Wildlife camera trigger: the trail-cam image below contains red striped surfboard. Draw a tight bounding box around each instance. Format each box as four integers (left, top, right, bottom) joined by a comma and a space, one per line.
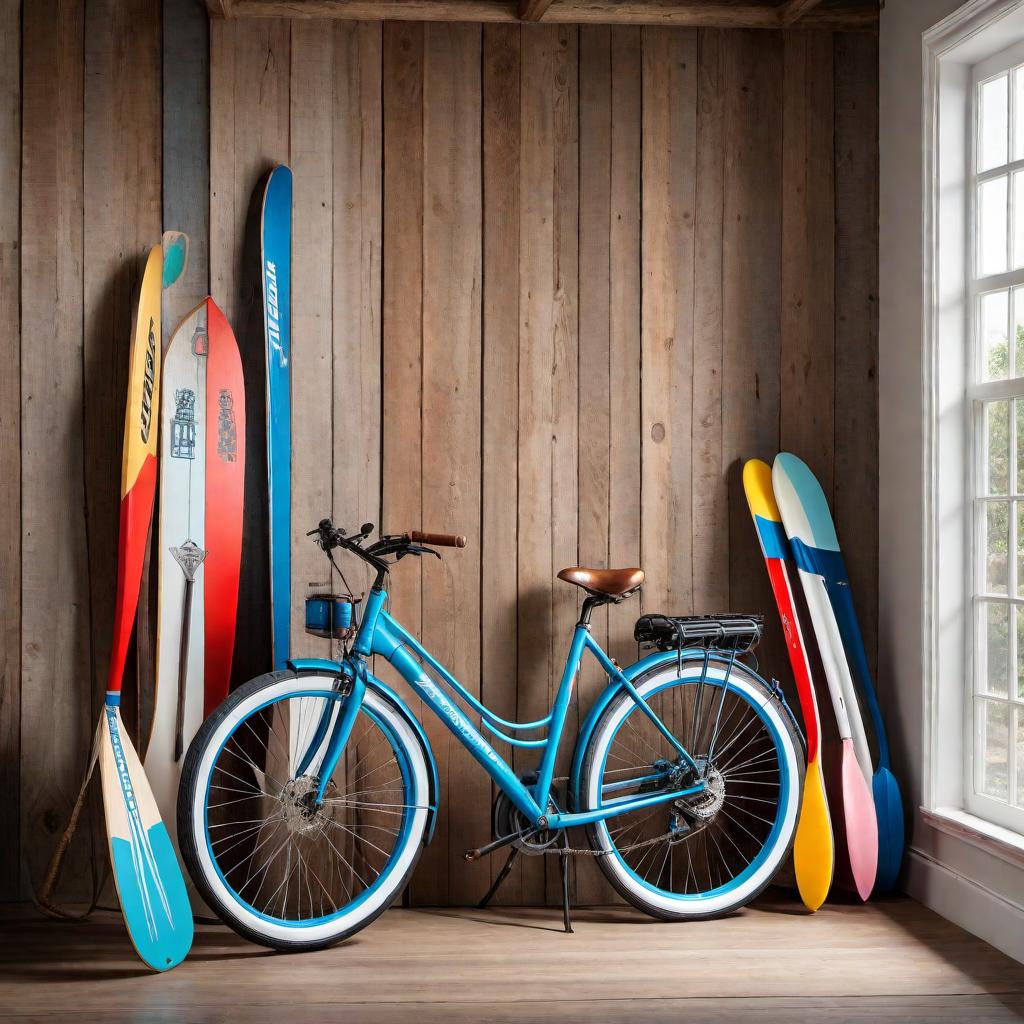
203, 299, 245, 715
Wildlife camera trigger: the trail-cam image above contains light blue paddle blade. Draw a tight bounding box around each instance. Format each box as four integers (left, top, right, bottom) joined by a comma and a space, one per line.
101, 704, 193, 971
873, 767, 905, 892
162, 231, 189, 289
262, 166, 292, 670
110, 823, 194, 970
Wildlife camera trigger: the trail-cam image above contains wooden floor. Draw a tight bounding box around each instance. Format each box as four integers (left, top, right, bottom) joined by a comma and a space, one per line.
1, 897, 1023, 1022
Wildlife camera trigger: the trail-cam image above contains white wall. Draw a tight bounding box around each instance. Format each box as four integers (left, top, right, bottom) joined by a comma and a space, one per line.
880, 0, 1024, 962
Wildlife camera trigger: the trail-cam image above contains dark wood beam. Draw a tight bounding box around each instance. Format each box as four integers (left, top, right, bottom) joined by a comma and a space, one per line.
221, 0, 879, 29
519, 0, 554, 19
778, 0, 823, 26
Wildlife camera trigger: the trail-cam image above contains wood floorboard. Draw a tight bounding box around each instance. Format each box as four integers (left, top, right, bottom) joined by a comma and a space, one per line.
0, 897, 1022, 1022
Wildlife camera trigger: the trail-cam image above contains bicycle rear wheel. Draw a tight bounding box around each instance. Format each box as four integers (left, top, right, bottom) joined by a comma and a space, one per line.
178, 671, 430, 950
579, 660, 802, 920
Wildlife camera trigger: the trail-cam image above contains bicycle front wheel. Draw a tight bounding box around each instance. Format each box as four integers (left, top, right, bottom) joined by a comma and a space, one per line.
580, 660, 803, 920
178, 670, 430, 951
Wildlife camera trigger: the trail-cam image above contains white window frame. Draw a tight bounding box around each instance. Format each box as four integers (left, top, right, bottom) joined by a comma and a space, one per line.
967, 41, 1024, 833
923, 0, 1024, 855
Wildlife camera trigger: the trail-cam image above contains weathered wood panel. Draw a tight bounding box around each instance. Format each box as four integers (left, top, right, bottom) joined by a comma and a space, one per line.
422, 23, 487, 903
380, 20, 434, 902
576, 24, 641, 907
0, 0, 20, 901
606, 27, 643, 669
20, 0, 89, 899
781, 30, 835, 494
641, 26, 697, 620
518, 23, 579, 906
84, 0, 162, 747
210, 16, 289, 690
722, 30, 784, 681
691, 28, 728, 613
11, 18, 879, 907
332, 21, 382, 587
290, 21, 335, 660
576, 24, 613, 909
481, 22, 522, 903
833, 32, 879, 681
164, 0, 211, 320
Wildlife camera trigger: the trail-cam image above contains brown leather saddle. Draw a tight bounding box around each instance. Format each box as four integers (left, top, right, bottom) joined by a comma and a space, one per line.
556, 565, 644, 599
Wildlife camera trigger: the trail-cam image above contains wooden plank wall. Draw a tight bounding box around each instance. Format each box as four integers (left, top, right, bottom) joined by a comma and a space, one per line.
3, 7, 879, 907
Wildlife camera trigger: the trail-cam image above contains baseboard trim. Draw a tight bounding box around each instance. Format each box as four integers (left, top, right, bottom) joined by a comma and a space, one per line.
905, 847, 1024, 965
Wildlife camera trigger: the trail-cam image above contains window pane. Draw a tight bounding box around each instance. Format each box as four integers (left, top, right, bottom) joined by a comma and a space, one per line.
981, 291, 1010, 381
1017, 710, 1024, 803
1015, 172, 1024, 269
1017, 606, 1024, 692
1018, 505, 1024, 596
977, 699, 1009, 800
980, 74, 1009, 171
986, 502, 1010, 593
979, 176, 1009, 276
1015, 288, 1024, 378
985, 399, 1010, 493
1016, 69, 1024, 160
981, 601, 1010, 695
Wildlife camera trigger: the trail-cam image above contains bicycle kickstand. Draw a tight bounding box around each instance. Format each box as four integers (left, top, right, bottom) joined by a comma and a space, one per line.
477, 847, 521, 910
558, 840, 574, 934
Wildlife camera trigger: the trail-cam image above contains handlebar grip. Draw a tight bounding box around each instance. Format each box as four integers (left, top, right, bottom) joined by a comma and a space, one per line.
409, 530, 467, 548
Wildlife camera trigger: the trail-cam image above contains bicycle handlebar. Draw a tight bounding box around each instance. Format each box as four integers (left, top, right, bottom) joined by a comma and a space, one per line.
408, 530, 467, 548
309, 519, 467, 581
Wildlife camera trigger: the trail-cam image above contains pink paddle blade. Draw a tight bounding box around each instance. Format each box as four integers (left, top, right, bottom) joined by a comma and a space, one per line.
841, 739, 878, 900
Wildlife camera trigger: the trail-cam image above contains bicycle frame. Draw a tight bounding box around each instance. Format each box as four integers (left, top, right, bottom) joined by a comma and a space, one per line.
308, 584, 708, 832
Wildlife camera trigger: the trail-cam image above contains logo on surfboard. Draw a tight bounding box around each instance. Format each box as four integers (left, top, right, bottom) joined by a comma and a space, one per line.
170, 389, 196, 460
140, 318, 157, 444
217, 389, 237, 462
264, 260, 287, 368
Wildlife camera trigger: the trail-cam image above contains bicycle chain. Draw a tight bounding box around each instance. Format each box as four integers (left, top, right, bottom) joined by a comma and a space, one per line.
537, 830, 678, 857
517, 776, 682, 857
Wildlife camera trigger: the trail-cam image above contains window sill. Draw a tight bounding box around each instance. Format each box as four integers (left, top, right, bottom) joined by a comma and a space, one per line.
920, 805, 1024, 869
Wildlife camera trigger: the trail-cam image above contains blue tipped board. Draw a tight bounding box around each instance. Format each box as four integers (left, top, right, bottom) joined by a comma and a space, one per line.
773, 452, 905, 891
261, 166, 292, 671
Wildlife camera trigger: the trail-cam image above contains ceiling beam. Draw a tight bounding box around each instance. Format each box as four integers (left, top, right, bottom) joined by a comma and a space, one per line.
777, 0, 824, 26
519, 0, 554, 19
219, 0, 879, 29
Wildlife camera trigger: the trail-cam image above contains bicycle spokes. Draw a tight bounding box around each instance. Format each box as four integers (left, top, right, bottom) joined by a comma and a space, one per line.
203, 693, 413, 923
599, 680, 783, 896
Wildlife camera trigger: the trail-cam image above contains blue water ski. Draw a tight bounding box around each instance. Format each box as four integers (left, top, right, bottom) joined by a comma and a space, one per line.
261, 165, 292, 671
773, 452, 905, 891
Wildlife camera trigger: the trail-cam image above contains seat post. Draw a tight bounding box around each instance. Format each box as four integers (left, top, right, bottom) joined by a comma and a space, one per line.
578, 594, 605, 628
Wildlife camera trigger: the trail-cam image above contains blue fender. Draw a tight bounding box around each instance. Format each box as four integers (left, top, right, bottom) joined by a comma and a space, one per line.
568, 648, 795, 811
287, 658, 440, 844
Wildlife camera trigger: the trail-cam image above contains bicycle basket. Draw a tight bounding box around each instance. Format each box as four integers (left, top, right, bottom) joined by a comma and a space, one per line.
305, 593, 361, 641
634, 613, 763, 654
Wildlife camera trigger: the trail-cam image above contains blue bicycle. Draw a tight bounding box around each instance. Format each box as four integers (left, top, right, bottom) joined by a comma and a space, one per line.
179, 519, 804, 950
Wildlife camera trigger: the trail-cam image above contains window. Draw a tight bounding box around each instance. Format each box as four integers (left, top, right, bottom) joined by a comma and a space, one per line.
970, 48, 1024, 834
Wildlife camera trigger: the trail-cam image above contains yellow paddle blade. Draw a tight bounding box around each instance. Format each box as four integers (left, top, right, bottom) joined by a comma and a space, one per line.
793, 758, 834, 911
